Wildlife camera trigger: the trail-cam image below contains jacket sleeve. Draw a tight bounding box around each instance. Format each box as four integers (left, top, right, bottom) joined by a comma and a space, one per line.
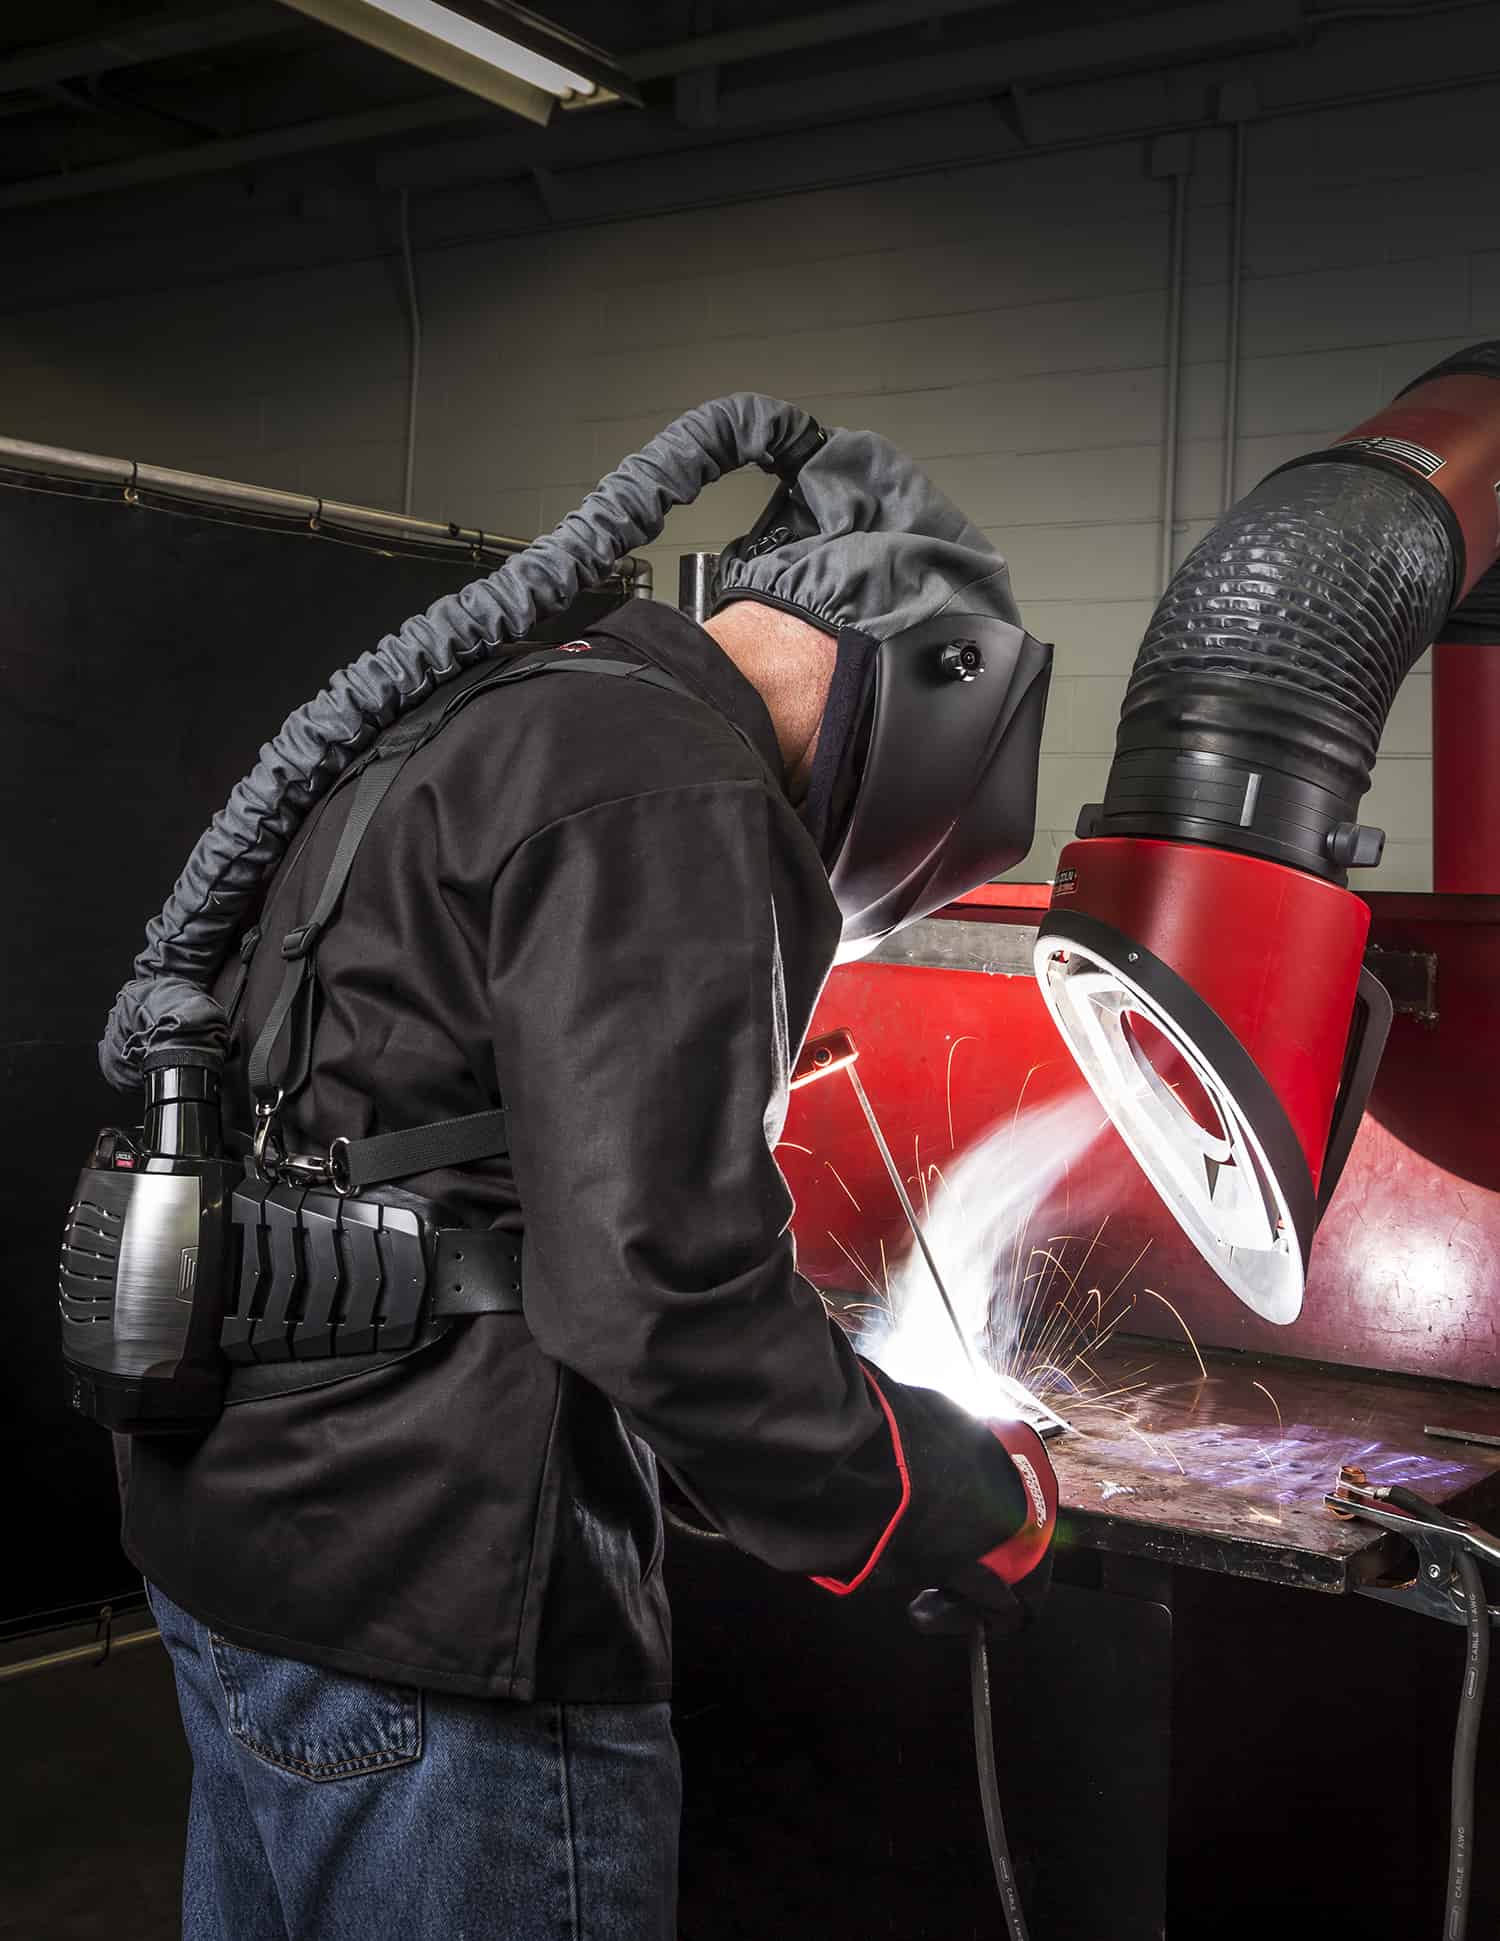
485, 774, 907, 1579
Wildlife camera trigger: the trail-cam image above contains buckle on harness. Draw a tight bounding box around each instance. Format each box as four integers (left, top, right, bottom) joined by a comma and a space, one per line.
328, 1136, 353, 1198
280, 920, 322, 960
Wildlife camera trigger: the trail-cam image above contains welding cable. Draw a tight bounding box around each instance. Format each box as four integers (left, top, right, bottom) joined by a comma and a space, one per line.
1381, 1485, 1492, 1941
1445, 1550, 1490, 1941
969, 1625, 1031, 1941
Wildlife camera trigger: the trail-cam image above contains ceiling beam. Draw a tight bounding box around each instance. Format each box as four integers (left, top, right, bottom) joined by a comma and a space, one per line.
0, 95, 489, 210
0, 7, 289, 98
623, 0, 1029, 82
0, 0, 1309, 212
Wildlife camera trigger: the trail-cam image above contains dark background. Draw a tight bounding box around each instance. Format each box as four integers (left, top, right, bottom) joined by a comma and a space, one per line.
0, 477, 618, 1634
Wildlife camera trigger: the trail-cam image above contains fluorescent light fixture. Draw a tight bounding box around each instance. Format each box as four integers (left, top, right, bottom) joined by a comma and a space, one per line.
277, 0, 638, 125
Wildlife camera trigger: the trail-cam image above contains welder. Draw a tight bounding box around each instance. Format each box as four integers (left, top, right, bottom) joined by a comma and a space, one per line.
99, 397, 1058, 1940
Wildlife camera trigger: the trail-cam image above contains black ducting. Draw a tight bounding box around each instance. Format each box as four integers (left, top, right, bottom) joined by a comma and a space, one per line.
1085, 458, 1456, 881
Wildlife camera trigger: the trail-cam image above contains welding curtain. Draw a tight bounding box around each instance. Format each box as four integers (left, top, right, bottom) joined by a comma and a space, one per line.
0, 473, 620, 1633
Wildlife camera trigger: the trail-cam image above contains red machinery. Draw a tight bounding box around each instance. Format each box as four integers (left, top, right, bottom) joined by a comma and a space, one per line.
784, 345, 1500, 1392
781, 877, 1499, 1389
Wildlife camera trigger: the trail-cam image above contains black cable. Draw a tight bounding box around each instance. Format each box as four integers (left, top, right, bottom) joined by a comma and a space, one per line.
969, 1625, 1031, 1941
1446, 1551, 1490, 1941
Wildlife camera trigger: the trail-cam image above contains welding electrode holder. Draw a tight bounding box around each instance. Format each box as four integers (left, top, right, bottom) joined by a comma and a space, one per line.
908, 1414, 1059, 1639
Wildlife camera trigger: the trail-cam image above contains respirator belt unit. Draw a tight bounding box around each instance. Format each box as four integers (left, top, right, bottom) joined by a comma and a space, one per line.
60, 650, 700, 1435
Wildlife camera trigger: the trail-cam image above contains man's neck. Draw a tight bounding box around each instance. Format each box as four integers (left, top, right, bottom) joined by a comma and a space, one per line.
702, 600, 838, 795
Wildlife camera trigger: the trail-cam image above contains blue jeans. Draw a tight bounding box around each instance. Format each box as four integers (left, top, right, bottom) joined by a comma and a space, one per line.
147, 1585, 681, 1940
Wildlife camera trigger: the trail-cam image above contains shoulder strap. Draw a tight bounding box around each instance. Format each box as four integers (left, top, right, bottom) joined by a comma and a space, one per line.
243, 644, 702, 1186
247, 754, 407, 1106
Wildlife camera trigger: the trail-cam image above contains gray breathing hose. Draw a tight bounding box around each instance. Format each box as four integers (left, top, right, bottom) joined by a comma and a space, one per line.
99, 394, 817, 1090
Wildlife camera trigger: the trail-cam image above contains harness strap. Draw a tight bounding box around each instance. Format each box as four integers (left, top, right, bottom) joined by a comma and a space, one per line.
332, 1107, 512, 1193
247, 754, 407, 1105
242, 645, 709, 1187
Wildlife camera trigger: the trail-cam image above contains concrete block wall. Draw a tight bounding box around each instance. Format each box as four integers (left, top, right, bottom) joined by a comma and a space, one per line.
5, 80, 1499, 886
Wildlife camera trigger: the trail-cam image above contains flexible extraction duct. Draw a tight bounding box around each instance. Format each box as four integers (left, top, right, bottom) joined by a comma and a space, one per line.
1035, 342, 1500, 1323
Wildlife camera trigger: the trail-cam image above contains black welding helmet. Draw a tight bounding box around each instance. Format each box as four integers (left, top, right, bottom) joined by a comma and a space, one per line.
715, 426, 1052, 955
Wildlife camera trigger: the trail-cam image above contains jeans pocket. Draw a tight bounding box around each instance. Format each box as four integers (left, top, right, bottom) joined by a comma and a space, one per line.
209, 1633, 423, 1782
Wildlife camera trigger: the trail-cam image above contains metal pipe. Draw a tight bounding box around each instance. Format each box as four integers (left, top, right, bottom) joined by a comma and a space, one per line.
1221, 116, 1248, 511
677, 551, 720, 623
397, 188, 422, 518
1159, 165, 1187, 592
0, 1627, 160, 1684
1431, 536, 1500, 892
0, 435, 531, 558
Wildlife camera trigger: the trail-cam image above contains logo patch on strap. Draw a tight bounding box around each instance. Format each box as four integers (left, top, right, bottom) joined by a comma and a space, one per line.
557, 641, 593, 654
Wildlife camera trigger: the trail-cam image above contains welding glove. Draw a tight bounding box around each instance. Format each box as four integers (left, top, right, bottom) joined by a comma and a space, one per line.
812, 1361, 1058, 1638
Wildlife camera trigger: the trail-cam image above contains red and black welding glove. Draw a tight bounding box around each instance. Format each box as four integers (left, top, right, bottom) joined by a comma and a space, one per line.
811, 1361, 1058, 1639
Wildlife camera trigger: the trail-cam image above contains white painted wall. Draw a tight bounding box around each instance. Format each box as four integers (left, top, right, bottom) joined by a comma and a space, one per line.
5, 76, 1498, 886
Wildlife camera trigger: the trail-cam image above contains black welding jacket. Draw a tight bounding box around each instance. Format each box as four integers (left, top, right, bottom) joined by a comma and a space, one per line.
125, 599, 925, 1699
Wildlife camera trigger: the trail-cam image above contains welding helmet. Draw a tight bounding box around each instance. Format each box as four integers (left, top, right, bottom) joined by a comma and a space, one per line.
716, 427, 1052, 956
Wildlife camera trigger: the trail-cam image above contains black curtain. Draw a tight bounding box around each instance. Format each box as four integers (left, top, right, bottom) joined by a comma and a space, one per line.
1, 476, 622, 1634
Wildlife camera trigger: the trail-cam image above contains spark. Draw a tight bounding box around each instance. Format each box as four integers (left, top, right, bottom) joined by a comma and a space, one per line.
826, 1230, 882, 1300
778, 1141, 812, 1155
1247, 1508, 1283, 1526
1009, 1060, 1051, 1141
1119, 1421, 1186, 1475
945, 1035, 977, 1151
1141, 1287, 1208, 1381
824, 1162, 862, 1211
1107, 1238, 1152, 1303
1251, 1380, 1283, 1441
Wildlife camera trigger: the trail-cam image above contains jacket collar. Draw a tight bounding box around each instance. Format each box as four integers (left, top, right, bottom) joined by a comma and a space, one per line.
581, 599, 787, 790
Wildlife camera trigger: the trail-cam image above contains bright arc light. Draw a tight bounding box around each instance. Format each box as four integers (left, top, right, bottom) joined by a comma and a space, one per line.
352, 0, 597, 94
858, 1091, 1102, 1427
1034, 936, 1305, 1325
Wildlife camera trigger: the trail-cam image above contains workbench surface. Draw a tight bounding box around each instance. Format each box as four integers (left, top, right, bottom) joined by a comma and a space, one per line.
1051, 1339, 1500, 1591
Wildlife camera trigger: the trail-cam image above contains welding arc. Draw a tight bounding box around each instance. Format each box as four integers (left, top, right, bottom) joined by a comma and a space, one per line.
970, 1626, 1032, 1941
843, 1064, 981, 1377
1446, 1549, 1490, 1941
